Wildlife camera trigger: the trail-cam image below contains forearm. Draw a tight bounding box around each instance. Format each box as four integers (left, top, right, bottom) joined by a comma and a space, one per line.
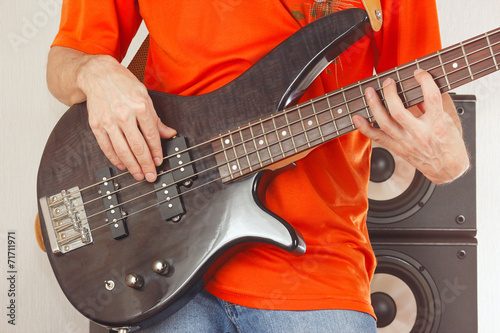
46, 46, 119, 106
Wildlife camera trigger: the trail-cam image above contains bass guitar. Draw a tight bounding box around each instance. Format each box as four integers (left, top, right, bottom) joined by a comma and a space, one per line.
36, 8, 500, 331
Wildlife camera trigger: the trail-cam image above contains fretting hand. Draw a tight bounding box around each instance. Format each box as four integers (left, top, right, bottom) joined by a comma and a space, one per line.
353, 69, 470, 184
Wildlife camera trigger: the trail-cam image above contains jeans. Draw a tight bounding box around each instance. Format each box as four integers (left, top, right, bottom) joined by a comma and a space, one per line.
142, 290, 377, 333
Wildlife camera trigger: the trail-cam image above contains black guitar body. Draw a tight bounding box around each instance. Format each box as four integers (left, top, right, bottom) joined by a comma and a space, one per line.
37, 9, 370, 330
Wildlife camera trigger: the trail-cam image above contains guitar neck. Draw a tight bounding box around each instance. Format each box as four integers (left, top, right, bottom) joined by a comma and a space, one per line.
214, 27, 500, 182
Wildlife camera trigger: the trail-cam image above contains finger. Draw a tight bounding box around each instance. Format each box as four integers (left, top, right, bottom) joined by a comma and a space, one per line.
92, 128, 126, 171
381, 78, 416, 129
121, 125, 158, 182
138, 98, 176, 166
158, 119, 177, 139
364, 86, 405, 140
414, 69, 443, 115
107, 128, 146, 181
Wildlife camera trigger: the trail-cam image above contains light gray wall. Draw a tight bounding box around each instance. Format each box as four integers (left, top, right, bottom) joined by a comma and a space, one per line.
0, 1, 498, 332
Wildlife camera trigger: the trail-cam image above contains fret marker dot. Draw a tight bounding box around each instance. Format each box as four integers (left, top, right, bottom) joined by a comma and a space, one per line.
307, 120, 313, 126
452, 62, 458, 69
337, 108, 343, 114
259, 140, 264, 145
232, 165, 238, 170
281, 130, 287, 136
224, 139, 230, 144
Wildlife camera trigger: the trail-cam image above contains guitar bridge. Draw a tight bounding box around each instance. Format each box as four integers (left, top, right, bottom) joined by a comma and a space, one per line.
39, 187, 92, 254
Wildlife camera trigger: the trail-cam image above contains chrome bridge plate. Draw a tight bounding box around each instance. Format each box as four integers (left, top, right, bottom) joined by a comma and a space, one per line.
39, 187, 92, 254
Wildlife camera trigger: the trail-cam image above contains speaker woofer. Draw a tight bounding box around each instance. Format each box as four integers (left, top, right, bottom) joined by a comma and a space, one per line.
367, 143, 435, 224
371, 250, 441, 333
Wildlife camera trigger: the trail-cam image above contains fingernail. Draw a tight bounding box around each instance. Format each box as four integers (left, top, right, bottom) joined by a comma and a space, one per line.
154, 157, 162, 166
414, 68, 425, 75
353, 117, 361, 128
383, 78, 392, 87
145, 173, 156, 182
117, 164, 126, 170
365, 88, 373, 99
133, 173, 144, 181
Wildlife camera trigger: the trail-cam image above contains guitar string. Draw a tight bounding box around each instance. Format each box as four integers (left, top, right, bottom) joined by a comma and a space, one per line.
74, 30, 500, 207
51, 31, 500, 239
54, 34, 500, 235
59, 54, 500, 245
61, 27, 500, 200
57, 33, 495, 214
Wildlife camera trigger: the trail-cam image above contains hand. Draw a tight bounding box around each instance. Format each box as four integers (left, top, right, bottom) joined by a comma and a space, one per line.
78, 55, 177, 182
353, 69, 470, 184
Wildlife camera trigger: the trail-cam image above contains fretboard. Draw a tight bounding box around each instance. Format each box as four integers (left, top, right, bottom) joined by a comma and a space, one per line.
213, 27, 500, 183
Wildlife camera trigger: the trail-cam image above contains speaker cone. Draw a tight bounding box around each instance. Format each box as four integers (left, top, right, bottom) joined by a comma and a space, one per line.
371, 250, 441, 333
368, 143, 435, 224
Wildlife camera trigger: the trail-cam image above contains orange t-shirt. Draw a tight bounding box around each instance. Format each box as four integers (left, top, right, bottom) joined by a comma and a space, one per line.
52, 0, 441, 317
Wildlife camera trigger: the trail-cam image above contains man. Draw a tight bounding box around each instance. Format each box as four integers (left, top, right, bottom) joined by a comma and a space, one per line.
46, 1, 469, 331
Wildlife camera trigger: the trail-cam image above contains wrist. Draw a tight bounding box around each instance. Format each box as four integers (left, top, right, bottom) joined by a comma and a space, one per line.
75, 54, 117, 100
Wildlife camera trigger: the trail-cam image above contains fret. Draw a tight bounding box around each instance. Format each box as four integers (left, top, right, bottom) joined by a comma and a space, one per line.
251, 121, 272, 165
486, 33, 499, 70
360, 77, 381, 122
297, 106, 312, 148
249, 124, 264, 168
437, 51, 452, 91
419, 53, 447, 94
342, 85, 366, 129
490, 30, 500, 68
286, 106, 307, 149
397, 62, 423, 107
437, 46, 469, 91
460, 42, 475, 81
229, 131, 244, 177
313, 97, 334, 140
329, 91, 352, 135
340, 89, 355, 130
241, 124, 261, 170
374, 74, 389, 109
219, 135, 235, 180
311, 102, 325, 143
463, 34, 498, 81
283, 111, 299, 153
272, 115, 286, 159
238, 127, 253, 173
300, 103, 322, 145
357, 83, 371, 121
379, 69, 412, 110
394, 67, 409, 106
263, 117, 283, 161
325, 94, 340, 137
260, 120, 274, 163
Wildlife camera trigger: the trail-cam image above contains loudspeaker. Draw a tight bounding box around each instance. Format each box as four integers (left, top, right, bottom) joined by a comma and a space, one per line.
366, 94, 476, 237
367, 94, 478, 332
370, 239, 477, 333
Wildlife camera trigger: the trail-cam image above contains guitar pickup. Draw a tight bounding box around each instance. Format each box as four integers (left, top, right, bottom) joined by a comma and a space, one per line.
154, 172, 185, 222
96, 167, 129, 239
165, 136, 196, 186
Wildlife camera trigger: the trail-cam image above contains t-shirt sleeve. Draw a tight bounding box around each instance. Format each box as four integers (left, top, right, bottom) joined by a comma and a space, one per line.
375, 0, 442, 72
51, 0, 142, 62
